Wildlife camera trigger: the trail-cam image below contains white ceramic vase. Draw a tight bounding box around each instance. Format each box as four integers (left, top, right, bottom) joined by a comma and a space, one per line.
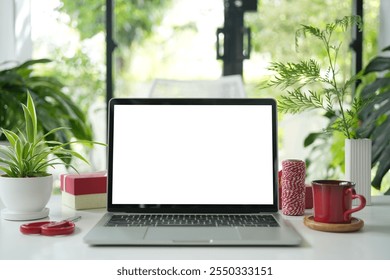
345, 139, 372, 206
0, 175, 53, 220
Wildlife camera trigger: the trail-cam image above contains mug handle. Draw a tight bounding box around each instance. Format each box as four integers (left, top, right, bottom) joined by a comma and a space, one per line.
344, 188, 366, 222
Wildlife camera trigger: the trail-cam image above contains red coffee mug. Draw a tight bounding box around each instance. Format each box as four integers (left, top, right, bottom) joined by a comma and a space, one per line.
312, 180, 366, 224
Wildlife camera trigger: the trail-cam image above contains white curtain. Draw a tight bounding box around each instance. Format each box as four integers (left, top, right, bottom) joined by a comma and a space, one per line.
0, 0, 32, 69
379, 0, 390, 54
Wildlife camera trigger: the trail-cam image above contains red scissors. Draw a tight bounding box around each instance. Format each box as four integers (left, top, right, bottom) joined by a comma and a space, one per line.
20, 216, 81, 236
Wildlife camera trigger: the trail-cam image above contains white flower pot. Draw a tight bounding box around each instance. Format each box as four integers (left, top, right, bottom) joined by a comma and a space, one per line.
0, 175, 53, 220
345, 139, 372, 206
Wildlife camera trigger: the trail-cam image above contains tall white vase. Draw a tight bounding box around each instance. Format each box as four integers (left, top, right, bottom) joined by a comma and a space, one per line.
345, 139, 372, 206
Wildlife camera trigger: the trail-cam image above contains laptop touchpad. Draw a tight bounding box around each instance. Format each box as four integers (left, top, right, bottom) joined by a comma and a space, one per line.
144, 227, 241, 243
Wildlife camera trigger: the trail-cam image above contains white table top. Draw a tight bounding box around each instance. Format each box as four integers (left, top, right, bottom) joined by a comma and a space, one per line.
1, 195, 389, 260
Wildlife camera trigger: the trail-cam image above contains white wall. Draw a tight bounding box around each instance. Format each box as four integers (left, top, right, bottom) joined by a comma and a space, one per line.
0, 0, 32, 70
0, 0, 15, 67
379, 0, 390, 54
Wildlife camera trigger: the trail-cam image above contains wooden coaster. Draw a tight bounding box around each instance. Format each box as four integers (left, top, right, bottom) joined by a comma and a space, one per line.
303, 215, 364, 233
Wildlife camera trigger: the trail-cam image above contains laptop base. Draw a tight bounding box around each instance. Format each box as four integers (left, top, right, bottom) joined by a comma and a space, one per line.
84, 213, 301, 246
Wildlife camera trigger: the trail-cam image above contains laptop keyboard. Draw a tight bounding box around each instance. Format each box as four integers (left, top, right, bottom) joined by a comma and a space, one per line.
105, 214, 279, 227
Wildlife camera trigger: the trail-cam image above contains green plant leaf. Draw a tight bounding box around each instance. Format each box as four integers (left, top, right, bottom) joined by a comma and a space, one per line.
361, 78, 390, 99
358, 65, 390, 190
0, 166, 13, 177
1, 129, 19, 148
277, 89, 325, 113
268, 59, 321, 89
26, 92, 37, 141
22, 105, 35, 143
371, 116, 390, 162
0, 72, 23, 84
38, 127, 70, 143
0, 157, 15, 167
14, 59, 52, 71
303, 132, 323, 147
14, 139, 24, 176
363, 57, 390, 74
372, 141, 390, 189
334, 15, 362, 31
0, 145, 18, 164
359, 90, 390, 138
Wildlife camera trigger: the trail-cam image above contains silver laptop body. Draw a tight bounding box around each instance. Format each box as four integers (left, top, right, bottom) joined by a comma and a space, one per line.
84, 98, 301, 246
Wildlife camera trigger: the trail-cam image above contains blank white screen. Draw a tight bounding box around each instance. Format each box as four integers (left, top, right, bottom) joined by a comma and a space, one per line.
112, 105, 274, 205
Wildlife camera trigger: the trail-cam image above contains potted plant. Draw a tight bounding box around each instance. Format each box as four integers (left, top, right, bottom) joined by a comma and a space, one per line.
267, 16, 372, 203
0, 93, 95, 220
358, 46, 390, 194
0, 59, 93, 151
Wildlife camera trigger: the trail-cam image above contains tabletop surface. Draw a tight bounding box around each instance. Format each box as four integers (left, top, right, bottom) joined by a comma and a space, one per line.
1, 195, 389, 260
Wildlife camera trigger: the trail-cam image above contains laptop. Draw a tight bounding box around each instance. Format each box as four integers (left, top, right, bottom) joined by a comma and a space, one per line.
84, 98, 302, 246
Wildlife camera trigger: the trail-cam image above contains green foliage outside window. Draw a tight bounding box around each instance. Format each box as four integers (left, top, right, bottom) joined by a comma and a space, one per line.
36, 0, 174, 110
31, 0, 385, 190
58, 0, 172, 47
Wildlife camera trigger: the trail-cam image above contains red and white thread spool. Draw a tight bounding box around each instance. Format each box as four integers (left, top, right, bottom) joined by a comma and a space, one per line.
281, 159, 306, 216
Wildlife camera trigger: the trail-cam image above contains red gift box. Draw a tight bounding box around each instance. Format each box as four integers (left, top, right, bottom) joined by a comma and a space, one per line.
60, 171, 107, 210
278, 171, 313, 210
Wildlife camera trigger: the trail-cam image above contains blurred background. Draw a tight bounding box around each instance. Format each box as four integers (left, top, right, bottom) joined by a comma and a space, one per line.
1, 0, 388, 194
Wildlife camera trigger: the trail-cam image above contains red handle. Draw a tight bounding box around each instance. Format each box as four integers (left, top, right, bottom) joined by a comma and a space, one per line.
344, 188, 366, 222
20, 221, 75, 236
41, 221, 75, 236
20, 221, 52, 234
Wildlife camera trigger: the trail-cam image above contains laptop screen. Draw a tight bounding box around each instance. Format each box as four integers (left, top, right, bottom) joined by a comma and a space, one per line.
107, 99, 278, 213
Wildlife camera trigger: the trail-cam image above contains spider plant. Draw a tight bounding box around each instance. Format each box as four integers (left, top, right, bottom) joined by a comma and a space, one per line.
0, 93, 93, 177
